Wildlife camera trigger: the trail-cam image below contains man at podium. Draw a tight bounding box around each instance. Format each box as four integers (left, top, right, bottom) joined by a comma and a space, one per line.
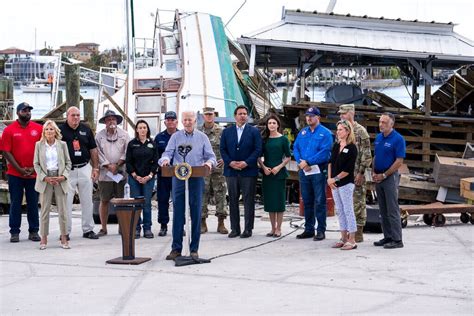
159, 111, 217, 260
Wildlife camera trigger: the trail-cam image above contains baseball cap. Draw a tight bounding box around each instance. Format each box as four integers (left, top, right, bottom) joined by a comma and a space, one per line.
305, 106, 321, 116
16, 102, 33, 112
164, 111, 177, 119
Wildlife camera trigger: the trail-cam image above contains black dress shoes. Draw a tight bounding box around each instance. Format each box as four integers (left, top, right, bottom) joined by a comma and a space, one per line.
228, 231, 240, 238
296, 231, 315, 239
28, 232, 41, 242
240, 230, 252, 238
313, 231, 325, 241
158, 225, 167, 237
373, 237, 392, 247
383, 240, 404, 249
83, 231, 99, 239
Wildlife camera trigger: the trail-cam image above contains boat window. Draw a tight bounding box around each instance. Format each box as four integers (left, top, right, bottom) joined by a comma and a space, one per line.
136, 94, 166, 114
161, 36, 177, 55
164, 60, 177, 72
136, 79, 162, 90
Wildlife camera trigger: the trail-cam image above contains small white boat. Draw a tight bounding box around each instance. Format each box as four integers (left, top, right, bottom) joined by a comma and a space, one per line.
21, 83, 51, 93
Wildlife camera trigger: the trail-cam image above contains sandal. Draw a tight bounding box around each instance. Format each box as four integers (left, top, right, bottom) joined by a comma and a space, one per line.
266, 232, 275, 237
273, 230, 282, 238
331, 240, 346, 248
97, 229, 108, 237
61, 242, 71, 249
39, 244, 47, 250
341, 242, 357, 250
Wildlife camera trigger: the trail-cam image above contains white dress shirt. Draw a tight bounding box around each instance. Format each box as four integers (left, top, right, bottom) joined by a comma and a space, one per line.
45, 141, 59, 170
236, 124, 246, 143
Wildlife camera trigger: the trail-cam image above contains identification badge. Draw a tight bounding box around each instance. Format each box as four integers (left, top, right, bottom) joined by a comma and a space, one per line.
342, 148, 349, 153
73, 140, 81, 151
74, 151, 82, 157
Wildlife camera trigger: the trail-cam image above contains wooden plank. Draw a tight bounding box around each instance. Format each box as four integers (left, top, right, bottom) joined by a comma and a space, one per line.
433, 155, 474, 188
400, 202, 474, 215
367, 134, 467, 145
405, 149, 461, 158
399, 188, 438, 203
460, 177, 474, 200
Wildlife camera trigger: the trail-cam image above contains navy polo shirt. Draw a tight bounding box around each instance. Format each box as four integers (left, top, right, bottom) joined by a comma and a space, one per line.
374, 129, 406, 173
154, 130, 177, 176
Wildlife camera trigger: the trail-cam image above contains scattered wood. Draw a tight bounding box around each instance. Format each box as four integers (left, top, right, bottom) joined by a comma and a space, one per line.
432, 155, 474, 188
460, 177, 474, 200
400, 202, 474, 215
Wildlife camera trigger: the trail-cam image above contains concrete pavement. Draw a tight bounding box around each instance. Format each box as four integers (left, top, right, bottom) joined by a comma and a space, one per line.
0, 206, 472, 315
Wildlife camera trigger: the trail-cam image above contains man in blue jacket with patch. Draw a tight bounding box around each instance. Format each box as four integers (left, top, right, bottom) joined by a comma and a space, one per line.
293, 107, 333, 241
220, 105, 262, 238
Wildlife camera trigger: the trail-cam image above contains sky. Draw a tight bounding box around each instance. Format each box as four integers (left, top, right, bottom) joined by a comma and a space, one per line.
1, 0, 473, 52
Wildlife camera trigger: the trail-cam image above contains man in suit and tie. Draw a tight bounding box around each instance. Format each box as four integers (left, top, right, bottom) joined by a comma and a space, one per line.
220, 105, 262, 238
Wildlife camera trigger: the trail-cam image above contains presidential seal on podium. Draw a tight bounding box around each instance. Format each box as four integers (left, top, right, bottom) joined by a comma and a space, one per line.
174, 162, 192, 180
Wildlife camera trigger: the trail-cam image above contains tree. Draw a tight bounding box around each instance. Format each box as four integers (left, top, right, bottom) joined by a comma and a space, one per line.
39, 47, 54, 56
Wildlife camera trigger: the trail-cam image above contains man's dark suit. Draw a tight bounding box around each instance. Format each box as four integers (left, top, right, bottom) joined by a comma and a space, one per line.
220, 124, 262, 235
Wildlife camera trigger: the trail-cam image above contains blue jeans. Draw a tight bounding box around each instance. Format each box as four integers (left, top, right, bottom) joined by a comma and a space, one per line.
299, 170, 327, 233
8, 175, 39, 234
156, 175, 172, 225
128, 175, 155, 231
171, 177, 204, 253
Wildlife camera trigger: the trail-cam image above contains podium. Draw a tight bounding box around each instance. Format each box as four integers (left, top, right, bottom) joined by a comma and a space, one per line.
161, 165, 211, 266
106, 198, 151, 265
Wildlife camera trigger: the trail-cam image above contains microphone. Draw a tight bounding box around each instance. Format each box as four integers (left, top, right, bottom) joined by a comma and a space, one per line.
178, 144, 193, 162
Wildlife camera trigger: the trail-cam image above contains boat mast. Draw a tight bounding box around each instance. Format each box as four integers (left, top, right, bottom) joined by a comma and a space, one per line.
124, 0, 135, 130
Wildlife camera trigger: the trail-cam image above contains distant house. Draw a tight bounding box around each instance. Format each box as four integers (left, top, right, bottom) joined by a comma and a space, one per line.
0, 47, 33, 60
76, 43, 100, 52
56, 43, 100, 61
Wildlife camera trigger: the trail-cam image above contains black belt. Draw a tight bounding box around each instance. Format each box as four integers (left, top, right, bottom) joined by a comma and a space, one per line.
72, 162, 88, 170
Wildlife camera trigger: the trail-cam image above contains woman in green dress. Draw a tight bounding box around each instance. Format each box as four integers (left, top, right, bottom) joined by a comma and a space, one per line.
258, 115, 291, 237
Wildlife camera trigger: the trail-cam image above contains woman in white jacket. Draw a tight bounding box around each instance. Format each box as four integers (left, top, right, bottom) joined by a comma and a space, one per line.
34, 120, 71, 250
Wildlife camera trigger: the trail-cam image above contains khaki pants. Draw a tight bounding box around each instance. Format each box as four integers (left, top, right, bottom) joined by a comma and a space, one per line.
66, 164, 94, 234
40, 183, 68, 236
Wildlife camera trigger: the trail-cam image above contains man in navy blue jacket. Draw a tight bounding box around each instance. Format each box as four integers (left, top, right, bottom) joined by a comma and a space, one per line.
220, 105, 262, 238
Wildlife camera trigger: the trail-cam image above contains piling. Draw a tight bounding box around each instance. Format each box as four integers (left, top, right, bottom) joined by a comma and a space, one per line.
65, 64, 80, 109
83, 99, 95, 131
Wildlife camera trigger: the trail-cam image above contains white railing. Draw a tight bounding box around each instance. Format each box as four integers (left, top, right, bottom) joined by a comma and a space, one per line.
133, 37, 160, 69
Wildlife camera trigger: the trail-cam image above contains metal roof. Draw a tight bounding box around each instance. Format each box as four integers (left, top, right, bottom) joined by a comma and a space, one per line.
238, 10, 474, 67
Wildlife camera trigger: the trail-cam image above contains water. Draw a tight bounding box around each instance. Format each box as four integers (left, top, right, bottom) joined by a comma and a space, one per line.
13, 86, 100, 119
280, 84, 441, 108
13, 84, 440, 120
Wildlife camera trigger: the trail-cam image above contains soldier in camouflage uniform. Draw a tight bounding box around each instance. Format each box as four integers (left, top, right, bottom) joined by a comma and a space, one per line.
198, 107, 229, 234
339, 104, 372, 242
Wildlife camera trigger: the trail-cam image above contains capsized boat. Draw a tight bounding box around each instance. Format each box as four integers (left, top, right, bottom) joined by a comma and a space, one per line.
97, 9, 275, 135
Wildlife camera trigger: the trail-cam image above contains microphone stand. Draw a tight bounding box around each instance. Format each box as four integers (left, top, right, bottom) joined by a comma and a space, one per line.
174, 145, 210, 266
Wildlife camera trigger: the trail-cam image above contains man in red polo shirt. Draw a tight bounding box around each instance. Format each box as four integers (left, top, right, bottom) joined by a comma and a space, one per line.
2, 102, 43, 243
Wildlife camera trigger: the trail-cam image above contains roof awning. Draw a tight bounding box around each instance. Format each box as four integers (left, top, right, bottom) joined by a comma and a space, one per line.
237, 10, 474, 69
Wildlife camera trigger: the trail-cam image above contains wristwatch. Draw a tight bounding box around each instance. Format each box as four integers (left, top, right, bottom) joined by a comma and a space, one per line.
334, 176, 340, 182
382, 173, 387, 179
